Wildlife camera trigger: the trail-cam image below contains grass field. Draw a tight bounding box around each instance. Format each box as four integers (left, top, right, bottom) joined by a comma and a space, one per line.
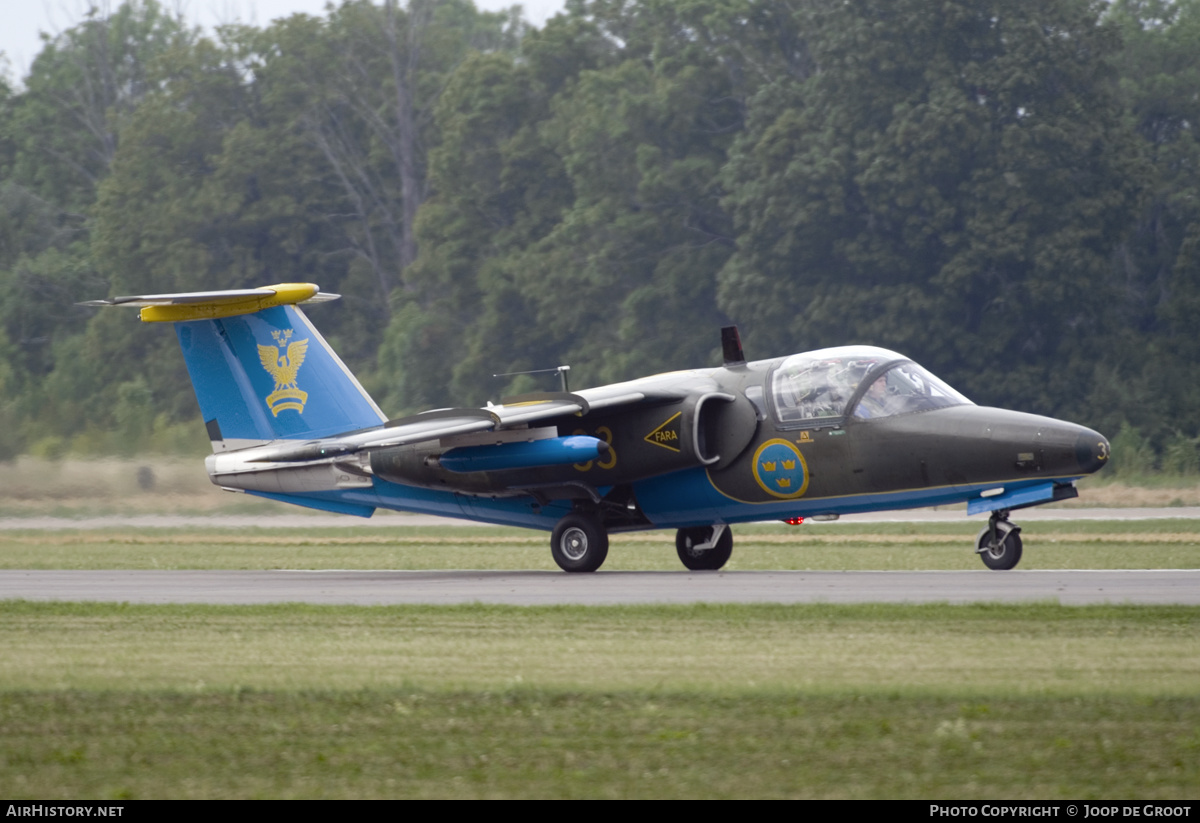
1, 497, 1198, 797
1, 601, 1198, 799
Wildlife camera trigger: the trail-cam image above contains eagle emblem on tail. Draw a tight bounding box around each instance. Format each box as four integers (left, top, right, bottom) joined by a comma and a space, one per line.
258, 329, 309, 416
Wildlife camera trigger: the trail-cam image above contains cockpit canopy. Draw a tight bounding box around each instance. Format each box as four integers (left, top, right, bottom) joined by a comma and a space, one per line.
769, 346, 972, 426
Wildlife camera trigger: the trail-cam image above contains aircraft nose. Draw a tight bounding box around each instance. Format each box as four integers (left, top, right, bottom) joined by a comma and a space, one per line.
1074, 428, 1111, 474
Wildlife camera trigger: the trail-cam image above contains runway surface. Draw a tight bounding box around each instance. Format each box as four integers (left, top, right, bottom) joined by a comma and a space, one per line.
2, 569, 1197, 605
4, 508, 1196, 605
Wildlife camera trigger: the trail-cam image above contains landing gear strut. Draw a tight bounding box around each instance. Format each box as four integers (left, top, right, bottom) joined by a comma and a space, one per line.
550, 512, 609, 573
976, 511, 1023, 571
676, 524, 733, 571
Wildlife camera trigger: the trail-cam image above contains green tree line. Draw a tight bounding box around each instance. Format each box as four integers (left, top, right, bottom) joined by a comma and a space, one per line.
0, 0, 1198, 472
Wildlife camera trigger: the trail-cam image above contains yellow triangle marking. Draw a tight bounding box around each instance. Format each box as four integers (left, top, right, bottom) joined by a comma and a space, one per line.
644, 412, 682, 452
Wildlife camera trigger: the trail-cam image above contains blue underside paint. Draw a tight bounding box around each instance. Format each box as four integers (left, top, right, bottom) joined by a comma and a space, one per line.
245, 490, 376, 518
631, 467, 1081, 528
243, 467, 1080, 532
966, 481, 1059, 516
250, 477, 572, 531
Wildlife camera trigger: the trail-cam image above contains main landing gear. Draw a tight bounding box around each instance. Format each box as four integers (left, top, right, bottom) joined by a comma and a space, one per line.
550, 513, 609, 573
548, 514, 734, 572
976, 510, 1023, 571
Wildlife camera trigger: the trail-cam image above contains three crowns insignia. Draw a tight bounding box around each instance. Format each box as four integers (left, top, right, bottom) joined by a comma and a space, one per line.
257, 329, 310, 416
761, 461, 796, 472
754, 440, 806, 498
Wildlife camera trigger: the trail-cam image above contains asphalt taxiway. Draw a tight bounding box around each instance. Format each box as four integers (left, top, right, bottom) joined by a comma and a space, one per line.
2, 508, 1196, 605
2, 568, 1197, 605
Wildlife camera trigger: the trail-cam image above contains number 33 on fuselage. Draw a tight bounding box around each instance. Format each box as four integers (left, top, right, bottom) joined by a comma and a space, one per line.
83, 284, 1110, 573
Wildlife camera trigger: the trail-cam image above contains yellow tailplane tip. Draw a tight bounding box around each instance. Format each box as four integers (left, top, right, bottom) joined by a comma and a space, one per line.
138, 283, 322, 323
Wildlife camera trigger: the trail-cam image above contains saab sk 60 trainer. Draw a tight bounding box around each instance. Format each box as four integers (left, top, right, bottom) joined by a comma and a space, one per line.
84, 283, 1110, 572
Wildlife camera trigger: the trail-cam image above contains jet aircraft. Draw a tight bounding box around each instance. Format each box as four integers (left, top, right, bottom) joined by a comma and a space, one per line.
84, 283, 1111, 572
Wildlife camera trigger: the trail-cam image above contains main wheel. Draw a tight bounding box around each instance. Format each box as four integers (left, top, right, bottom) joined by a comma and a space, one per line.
976, 520, 1023, 570
551, 513, 609, 573
676, 525, 733, 571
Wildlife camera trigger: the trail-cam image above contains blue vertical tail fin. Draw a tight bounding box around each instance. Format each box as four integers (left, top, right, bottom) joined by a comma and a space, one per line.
84, 284, 386, 451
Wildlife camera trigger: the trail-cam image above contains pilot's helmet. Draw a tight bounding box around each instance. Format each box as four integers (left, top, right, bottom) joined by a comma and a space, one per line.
778, 364, 806, 406
839, 359, 878, 389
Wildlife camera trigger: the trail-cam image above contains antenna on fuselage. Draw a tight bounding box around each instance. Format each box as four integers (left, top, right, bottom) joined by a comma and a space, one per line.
721, 326, 746, 367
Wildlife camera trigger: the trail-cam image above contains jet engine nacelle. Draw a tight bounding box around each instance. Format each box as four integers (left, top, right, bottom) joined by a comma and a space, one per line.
675, 390, 761, 471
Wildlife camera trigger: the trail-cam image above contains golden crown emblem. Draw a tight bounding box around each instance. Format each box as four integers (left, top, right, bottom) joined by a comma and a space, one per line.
258, 328, 309, 416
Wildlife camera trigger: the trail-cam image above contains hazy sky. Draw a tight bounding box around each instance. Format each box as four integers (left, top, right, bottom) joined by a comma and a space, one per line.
0, 0, 567, 80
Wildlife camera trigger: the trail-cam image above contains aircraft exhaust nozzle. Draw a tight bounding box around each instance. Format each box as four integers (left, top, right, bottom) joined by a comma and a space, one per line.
439, 436, 608, 473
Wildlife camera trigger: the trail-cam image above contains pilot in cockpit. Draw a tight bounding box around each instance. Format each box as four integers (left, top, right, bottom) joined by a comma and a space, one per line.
855, 375, 901, 419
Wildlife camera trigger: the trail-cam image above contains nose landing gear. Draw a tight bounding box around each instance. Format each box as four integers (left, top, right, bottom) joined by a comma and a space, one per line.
976, 511, 1023, 570
675, 524, 733, 571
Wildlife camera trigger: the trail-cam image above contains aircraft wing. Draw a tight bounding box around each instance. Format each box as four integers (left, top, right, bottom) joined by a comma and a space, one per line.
243, 371, 706, 464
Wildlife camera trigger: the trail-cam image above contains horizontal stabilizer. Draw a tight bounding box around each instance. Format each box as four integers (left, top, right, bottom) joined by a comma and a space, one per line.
80, 282, 339, 323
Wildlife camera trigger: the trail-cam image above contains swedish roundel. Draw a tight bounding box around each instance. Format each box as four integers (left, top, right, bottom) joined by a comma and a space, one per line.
752, 439, 809, 499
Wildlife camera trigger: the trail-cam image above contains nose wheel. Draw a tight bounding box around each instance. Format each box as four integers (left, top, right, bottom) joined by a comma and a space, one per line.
676, 524, 733, 571
976, 513, 1023, 570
